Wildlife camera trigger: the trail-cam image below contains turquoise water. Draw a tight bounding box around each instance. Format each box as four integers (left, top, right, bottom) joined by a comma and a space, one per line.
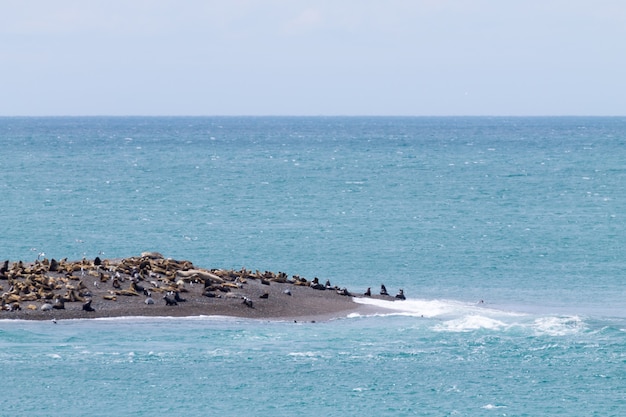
1, 117, 625, 415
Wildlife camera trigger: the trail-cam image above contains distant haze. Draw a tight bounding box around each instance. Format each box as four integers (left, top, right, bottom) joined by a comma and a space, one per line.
1, 0, 625, 116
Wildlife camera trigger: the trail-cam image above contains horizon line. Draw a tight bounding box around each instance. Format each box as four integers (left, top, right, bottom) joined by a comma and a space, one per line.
1, 114, 625, 118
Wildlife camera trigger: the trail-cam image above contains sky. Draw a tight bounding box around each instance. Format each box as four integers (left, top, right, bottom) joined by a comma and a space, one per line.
1, 0, 625, 116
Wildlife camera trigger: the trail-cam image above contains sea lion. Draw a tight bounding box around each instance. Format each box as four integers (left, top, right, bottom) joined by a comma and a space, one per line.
163, 294, 178, 306
4, 293, 21, 303
20, 293, 38, 302
364, 287, 371, 296
174, 292, 186, 302
130, 281, 144, 293
259, 293, 269, 299
141, 251, 164, 259
176, 269, 224, 283
0, 260, 8, 275
336, 287, 351, 296
310, 282, 325, 290
48, 258, 59, 272
82, 299, 95, 312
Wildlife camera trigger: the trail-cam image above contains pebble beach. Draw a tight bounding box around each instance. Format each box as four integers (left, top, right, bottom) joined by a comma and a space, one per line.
1, 252, 389, 321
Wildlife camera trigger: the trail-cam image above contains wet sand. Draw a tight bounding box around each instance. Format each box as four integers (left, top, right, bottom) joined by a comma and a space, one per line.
0, 254, 393, 322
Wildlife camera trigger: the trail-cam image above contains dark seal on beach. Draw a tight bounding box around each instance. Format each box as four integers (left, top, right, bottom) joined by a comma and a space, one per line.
82, 299, 95, 312
163, 295, 178, 306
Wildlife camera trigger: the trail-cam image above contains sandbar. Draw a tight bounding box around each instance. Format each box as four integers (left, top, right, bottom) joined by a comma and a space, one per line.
0, 253, 395, 322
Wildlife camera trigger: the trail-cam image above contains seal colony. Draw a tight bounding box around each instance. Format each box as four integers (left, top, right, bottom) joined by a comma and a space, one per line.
0, 252, 402, 321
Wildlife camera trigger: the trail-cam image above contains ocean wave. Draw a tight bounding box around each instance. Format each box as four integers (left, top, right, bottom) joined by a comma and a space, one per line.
482, 404, 507, 410
352, 296, 520, 319
433, 316, 508, 332
352, 297, 590, 335
532, 316, 587, 336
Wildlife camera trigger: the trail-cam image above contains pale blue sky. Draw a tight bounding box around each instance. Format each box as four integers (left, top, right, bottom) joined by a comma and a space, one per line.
1, 0, 625, 116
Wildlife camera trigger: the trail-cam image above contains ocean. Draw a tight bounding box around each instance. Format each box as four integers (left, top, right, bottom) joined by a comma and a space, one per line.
1, 116, 625, 415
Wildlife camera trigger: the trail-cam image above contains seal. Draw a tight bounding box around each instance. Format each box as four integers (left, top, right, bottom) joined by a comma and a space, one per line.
336, 287, 350, 296
163, 294, 178, 306
177, 269, 224, 283
48, 258, 59, 272
82, 299, 95, 312
130, 280, 144, 293
141, 251, 164, 259
52, 298, 65, 310
310, 278, 325, 290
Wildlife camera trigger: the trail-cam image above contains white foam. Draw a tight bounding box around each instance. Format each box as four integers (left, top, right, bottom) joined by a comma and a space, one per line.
353, 297, 591, 335
482, 404, 507, 410
434, 316, 508, 332
353, 297, 518, 319
288, 351, 322, 360
532, 316, 586, 336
